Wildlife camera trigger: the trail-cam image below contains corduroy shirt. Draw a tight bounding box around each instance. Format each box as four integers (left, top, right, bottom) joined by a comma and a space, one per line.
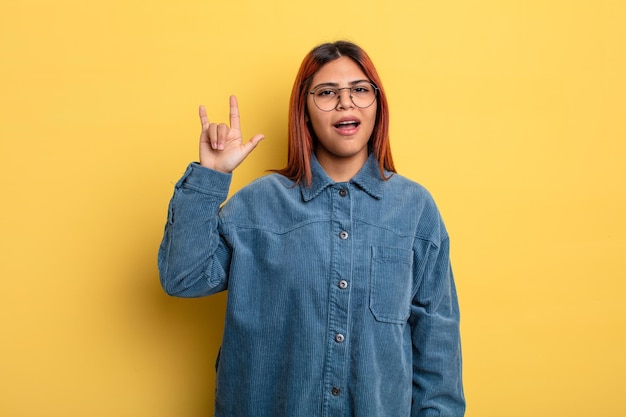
158, 154, 465, 417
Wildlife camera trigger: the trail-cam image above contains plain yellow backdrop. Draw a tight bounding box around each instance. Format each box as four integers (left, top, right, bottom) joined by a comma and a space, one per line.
1, 0, 625, 416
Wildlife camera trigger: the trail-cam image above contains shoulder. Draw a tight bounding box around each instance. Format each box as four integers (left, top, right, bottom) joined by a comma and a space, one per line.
385, 172, 437, 207
229, 173, 295, 202
219, 173, 299, 222
384, 173, 448, 242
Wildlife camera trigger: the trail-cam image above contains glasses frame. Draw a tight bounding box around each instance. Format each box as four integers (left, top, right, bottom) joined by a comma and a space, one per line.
308, 82, 379, 112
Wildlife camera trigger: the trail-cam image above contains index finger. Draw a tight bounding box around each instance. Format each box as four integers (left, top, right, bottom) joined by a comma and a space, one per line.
199, 105, 209, 128
229, 95, 241, 131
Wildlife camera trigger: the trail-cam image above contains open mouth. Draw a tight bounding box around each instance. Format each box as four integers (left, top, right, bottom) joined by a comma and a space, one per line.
334, 119, 361, 130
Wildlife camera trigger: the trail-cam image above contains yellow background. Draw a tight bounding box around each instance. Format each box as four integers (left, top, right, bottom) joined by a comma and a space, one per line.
1, 0, 625, 416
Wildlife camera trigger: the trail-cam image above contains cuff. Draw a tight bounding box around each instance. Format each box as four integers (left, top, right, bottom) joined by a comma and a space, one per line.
175, 162, 232, 201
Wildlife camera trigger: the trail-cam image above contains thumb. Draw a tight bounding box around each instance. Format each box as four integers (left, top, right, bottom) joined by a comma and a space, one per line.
241, 133, 265, 155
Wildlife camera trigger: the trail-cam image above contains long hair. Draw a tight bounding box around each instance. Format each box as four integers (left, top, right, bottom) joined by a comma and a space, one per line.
274, 40, 395, 186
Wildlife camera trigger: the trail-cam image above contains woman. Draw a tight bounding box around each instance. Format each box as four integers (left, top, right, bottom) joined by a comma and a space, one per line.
158, 40, 465, 417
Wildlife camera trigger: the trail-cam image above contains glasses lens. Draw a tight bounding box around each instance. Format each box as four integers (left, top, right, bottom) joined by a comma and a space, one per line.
311, 83, 377, 111
312, 87, 340, 111
350, 83, 377, 109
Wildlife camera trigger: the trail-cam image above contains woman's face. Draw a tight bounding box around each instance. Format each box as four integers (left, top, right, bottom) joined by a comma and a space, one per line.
306, 56, 377, 176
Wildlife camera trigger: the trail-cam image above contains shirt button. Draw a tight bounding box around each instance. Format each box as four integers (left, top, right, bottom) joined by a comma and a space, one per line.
339, 188, 348, 197
339, 231, 349, 240
338, 280, 348, 289
335, 333, 345, 343
331, 387, 341, 396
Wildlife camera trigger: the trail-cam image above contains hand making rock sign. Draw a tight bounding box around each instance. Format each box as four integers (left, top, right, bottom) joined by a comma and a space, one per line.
198, 95, 264, 173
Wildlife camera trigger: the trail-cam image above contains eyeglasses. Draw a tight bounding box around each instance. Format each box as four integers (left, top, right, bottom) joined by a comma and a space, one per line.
309, 82, 378, 112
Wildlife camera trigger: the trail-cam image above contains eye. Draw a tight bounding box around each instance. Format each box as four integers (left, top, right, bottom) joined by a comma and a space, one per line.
352, 84, 372, 95
316, 88, 337, 97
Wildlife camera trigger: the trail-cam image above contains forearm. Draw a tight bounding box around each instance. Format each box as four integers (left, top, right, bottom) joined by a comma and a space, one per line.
158, 163, 232, 297
411, 307, 464, 416
411, 237, 465, 417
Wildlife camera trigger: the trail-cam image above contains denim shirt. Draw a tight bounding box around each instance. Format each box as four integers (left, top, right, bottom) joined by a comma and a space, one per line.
158, 154, 465, 417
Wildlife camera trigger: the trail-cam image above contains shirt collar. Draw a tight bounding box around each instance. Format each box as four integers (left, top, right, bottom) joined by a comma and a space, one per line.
300, 153, 386, 202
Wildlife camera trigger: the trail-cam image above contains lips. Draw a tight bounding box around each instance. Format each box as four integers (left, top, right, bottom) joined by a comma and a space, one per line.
333, 117, 361, 134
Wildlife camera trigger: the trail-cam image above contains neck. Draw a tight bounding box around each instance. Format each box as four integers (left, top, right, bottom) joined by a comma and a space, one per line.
315, 151, 368, 182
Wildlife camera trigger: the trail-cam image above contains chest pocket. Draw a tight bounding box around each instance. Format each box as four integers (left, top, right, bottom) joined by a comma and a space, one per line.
369, 246, 414, 324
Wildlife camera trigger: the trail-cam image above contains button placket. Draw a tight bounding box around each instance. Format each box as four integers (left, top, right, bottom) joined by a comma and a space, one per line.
323, 184, 352, 414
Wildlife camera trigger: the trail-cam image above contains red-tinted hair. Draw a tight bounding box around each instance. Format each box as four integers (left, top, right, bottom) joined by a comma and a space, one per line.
274, 41, 395, 186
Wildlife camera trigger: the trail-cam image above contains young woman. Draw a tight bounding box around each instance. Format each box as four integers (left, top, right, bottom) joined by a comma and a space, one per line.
158, 40, 465, 417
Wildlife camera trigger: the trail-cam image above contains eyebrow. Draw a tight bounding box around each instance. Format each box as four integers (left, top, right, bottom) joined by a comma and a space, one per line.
311, 79, 371, 90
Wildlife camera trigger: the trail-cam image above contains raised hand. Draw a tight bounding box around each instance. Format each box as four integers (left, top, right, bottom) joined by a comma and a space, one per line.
198, 95, 265, 173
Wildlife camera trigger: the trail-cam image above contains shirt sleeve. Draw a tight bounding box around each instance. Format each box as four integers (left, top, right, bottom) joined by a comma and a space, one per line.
410, 231, 466, 416
157, 163, 233, 297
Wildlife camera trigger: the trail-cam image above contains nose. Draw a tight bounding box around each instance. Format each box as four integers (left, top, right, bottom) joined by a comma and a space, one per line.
336, 87, 354, 110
